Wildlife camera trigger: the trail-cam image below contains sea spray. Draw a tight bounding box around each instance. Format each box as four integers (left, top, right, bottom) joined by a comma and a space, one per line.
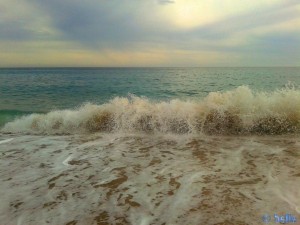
2, 86, 300, 135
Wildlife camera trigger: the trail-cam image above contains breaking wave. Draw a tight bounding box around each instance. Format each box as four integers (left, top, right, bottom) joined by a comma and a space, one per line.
2, 86, 300, 135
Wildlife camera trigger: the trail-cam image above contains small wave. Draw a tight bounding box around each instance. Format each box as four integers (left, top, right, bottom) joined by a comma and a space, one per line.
0, 110, 36, 127
2, 86, 300, 135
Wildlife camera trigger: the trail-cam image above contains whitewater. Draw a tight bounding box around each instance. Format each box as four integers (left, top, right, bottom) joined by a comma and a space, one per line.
1, 68, 300, 225
3, 86, 300, 135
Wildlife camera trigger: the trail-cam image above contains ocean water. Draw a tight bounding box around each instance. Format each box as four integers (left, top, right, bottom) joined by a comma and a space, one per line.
0, 67, 300, 225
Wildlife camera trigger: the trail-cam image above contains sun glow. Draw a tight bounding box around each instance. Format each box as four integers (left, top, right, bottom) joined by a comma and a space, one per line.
162, 1, 213, 29
160, 0, 284, 29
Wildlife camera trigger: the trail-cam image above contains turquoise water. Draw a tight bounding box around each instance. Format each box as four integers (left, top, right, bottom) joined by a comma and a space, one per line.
1, 67, 300, 129
1, 67, 300, 111
1, 68, 300, 225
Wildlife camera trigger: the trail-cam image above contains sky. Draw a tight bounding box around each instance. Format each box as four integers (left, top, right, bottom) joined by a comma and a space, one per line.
0, 0, 299, 67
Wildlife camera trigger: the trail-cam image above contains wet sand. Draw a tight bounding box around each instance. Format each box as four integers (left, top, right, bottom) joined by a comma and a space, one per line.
0, 133, 299, 225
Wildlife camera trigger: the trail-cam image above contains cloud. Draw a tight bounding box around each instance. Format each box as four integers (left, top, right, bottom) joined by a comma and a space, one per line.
0, 0, 58, 42
28, 0, 169, 49
0, 0, 299, 66
188, 1, 299, 39
30, 0, 299, 48
158, 0, 175, 5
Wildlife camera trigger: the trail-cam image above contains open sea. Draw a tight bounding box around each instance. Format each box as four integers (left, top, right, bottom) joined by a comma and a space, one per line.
0, 67, 300, 225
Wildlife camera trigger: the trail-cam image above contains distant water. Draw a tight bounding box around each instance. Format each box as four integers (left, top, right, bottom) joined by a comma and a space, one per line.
1, 67, 300, 225
1, 67, 300, 129
1, 67, 300, 111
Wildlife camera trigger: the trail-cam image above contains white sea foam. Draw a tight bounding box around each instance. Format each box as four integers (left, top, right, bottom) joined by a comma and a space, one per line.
2, 86, 300, 135
0, 138, 13, 144
0, 133, 299, 225
62, 156, 72, 166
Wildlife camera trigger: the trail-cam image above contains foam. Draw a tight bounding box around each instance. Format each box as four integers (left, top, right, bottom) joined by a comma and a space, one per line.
1, 133, 299, 225
0, 138, 14, 144
2, 86, 300, 135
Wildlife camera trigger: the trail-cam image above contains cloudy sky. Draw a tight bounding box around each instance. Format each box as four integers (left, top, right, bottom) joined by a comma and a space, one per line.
0, 0, 299, 67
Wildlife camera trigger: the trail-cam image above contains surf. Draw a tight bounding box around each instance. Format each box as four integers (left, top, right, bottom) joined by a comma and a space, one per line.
2, 86, 300, 135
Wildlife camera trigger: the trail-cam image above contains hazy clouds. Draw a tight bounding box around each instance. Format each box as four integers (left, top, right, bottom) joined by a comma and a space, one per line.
0, 0, 299, 66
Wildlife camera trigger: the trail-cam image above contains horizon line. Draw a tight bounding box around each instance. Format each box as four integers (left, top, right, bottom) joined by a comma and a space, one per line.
1, 66, 300, 69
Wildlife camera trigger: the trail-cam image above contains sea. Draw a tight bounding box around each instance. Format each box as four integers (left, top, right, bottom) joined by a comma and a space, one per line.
0, 67, 299, 225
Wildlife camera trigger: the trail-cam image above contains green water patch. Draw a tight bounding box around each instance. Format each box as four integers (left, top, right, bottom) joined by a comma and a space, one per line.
0, 110, 37, 127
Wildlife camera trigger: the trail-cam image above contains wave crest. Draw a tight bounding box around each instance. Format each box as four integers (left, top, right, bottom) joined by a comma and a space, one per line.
2, 86, 300, 135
